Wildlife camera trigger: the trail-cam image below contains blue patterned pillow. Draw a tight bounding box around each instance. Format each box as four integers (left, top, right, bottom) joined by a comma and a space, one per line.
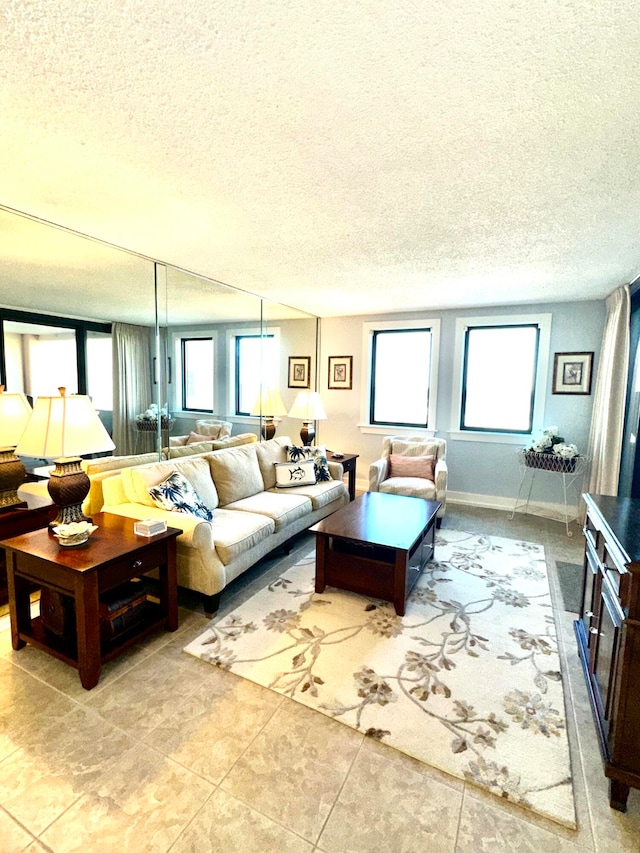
148, 472, 213, 521
285, 445, 331, 482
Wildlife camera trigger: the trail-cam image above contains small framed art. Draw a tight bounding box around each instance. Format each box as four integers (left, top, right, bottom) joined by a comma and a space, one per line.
288, 356, 311, 389
552, 351, 594, 395
328, 355, 353, 390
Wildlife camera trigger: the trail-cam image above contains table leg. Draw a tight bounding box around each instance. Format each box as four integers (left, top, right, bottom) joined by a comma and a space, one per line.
74, 572, 101, 690
393, 550, 407, 617
315, 533, 327, 593
159, 540, 178, 631
6, 553, 28, 650
346, 467, 356, 501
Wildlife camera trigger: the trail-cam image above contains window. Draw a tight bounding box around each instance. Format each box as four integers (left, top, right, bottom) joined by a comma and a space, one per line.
451, 314, 552, 441
181, 338, 214, 412
361, 320, 440, 432
234, 332, 278, 416
461, 325, 539, 433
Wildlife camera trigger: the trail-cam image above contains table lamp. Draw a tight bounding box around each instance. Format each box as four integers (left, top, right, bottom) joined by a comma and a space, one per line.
250, 389, 287, 440
0, 386, 33, 511
15, 387, 115, 527
287, 391, 327, 446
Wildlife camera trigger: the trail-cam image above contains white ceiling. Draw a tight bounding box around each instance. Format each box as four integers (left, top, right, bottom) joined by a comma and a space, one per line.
1, 2, 639, 318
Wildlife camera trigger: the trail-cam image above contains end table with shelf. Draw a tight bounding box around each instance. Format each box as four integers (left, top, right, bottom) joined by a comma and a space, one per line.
325, 451, 359, 501
4, 512, 180, 690
0, 503, 56, 606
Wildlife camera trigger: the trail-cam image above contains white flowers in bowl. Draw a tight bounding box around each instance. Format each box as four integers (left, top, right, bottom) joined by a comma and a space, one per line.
53, 521, 98, 546
526, 427, 579, 459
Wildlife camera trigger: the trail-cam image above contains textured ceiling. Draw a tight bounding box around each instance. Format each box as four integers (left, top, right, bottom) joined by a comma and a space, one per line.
1, 1, 639, 318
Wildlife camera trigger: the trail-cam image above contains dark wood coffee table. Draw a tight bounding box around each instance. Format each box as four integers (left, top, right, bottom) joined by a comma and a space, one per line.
3, 512, 180, 689
311, 492, 441, 615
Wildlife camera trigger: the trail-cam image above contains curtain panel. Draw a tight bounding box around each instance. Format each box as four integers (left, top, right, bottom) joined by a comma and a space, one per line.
112, 322, 154, 456
587, 284, 630, 496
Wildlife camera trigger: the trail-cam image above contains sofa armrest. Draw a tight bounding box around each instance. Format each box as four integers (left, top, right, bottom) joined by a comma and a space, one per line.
327, 460, 344, 480
369, 458, 388, 491
100, 502, 214, 550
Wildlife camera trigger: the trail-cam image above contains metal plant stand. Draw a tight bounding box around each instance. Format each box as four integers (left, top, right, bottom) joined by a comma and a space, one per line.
509, 450, 590, 537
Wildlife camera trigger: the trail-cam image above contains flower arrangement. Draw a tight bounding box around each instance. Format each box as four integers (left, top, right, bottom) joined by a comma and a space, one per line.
135, 403, 172, 430
524, 427, 579, 471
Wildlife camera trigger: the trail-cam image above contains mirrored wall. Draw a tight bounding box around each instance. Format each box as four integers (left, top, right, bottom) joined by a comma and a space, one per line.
0, 205, 319, 462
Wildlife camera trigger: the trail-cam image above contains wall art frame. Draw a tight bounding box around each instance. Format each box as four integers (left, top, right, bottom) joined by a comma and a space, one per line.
288, 356, 311, 389
552, 351, 594, 395
328, 355, 353, 390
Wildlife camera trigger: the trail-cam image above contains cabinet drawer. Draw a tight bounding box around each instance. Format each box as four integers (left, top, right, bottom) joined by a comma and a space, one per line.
99, 542, 168, 592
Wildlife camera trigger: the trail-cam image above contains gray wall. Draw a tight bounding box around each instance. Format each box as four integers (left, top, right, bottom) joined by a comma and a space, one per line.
318, 299, 606, 513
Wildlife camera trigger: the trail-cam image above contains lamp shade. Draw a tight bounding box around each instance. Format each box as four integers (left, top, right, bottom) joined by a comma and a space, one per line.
0, 387, 32, 446
250, 388, 287, 417
15, 388, 115, 459
288, 391, 327, 421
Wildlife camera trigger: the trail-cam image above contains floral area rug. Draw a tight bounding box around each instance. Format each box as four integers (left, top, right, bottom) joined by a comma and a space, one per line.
184, 530, 576, 828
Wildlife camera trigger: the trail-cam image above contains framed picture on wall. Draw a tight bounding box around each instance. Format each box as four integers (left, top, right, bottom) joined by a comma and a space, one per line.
328, 355, 353, 390
288, 356, 311, 389
552, 351, 594, 395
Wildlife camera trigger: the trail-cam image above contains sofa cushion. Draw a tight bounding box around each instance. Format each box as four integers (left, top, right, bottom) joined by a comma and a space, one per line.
148, 471, 213, 521
255, 436, 289, 490
210, 508, 275, 565
274, 459, 316, 488
211, 433, 258, 451
388, 453, 435, 481
207, 444, 264, 505
122, 456, 219, 510
225, 492, 311, 532
285, 445, 331, 481
267, 479, 346, 510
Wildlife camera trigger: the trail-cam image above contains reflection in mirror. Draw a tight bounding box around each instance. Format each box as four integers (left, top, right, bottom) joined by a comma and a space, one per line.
0, 205, 319, 477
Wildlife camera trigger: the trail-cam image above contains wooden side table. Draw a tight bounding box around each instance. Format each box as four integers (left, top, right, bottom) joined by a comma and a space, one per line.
326, 451, 359, 501
4, 512, 180, 689
0, 503, 55, 606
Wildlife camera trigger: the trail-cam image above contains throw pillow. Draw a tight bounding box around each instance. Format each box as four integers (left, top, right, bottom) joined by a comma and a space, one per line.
388, 453, 435, 481
148, 471, 213, 521
186, 431, 211, 445
274, 459, 317, 488
285, 445, 331, 482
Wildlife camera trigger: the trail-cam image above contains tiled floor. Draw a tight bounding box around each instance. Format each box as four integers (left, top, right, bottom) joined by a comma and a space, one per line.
1, 505, 639, 852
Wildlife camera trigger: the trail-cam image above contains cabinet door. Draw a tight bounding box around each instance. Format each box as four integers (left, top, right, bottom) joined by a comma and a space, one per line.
589, 572, 623, 745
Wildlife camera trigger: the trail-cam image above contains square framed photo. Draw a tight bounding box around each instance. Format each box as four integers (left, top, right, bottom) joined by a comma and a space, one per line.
288, 356, 311, 389
328, 355, 353, 390
552, 351, 594, 395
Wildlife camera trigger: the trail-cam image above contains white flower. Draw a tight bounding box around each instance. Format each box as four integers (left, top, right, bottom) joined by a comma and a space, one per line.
553, 443, 578, 459
543, 426, 560, 437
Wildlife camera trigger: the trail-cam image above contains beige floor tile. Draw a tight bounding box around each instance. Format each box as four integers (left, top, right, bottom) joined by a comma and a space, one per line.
0, 805, 38, 853
318, 744, 462, 853
40, 743, 214, 853
171, 787, 313, 852
221, 698, 362, 843
142, 669, 282, 783
456, 789, 581, 851
0, 705, 136, 835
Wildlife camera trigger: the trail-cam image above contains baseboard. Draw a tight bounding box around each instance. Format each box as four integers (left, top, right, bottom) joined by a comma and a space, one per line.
447, 490, 582, 523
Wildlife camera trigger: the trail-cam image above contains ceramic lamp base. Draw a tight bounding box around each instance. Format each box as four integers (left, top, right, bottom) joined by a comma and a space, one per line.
300, 422, 315, 447
261, 418, 276, 441
47, 457, 92, 528
0, 446, 28, 512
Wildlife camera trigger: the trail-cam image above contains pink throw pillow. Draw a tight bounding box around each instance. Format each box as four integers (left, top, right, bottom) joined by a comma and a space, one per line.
388, 453, 435, 480
186, 431, 212, 445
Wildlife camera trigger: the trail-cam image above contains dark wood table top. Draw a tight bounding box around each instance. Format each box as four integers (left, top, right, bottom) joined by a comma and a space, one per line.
1, 512, 180, 573
310, 491, 440, 550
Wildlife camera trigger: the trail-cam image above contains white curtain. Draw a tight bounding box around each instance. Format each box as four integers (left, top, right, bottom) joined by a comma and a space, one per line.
587, 284, 631, 495
112, 323, 154, 456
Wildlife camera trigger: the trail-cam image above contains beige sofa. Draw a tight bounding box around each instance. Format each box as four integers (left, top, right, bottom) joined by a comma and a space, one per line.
99, 436, 349, 612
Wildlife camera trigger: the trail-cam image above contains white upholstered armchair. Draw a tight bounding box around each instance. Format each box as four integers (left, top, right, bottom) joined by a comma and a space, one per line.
369, 436, 448, 525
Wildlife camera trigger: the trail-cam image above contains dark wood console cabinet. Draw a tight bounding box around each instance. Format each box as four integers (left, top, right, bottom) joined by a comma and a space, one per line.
575, 493, 640, 810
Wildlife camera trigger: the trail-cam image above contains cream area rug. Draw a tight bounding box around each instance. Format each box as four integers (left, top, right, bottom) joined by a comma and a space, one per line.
184, 530, 576, 828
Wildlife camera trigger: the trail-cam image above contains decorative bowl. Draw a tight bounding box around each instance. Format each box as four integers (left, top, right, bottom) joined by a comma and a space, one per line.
53, 522, 98, 547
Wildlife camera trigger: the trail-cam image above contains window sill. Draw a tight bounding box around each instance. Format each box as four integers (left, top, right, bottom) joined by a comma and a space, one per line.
447, 430, 530, 445
358, 424, 436, 438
